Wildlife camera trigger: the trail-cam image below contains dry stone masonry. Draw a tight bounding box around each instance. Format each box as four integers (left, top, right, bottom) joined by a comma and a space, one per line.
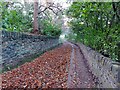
1, 30, 60, 70
78, 43, 120, 88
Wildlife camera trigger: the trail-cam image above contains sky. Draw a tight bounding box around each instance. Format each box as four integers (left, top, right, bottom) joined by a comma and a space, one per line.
3, 0, 71, 9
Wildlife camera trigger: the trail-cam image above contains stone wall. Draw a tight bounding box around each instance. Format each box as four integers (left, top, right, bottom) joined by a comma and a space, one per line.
1, 30, 60, 70
78, 43, 120, 88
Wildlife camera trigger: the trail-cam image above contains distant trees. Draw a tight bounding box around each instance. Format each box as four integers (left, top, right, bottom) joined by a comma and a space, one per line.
37, 2, 63, 36
29, 0, 63, 34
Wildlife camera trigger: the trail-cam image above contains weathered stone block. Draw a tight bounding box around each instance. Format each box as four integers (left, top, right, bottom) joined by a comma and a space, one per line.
78, 43, 119, 88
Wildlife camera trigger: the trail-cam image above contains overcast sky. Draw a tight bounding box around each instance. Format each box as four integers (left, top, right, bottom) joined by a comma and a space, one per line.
15, 0, 71, 9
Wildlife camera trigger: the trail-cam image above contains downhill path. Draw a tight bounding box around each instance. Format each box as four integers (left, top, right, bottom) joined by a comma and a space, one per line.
67, 42, 95, 88
1, 42, 95, 89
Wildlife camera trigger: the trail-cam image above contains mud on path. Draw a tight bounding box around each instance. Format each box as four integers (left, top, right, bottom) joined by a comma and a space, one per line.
1, 42, 95, 89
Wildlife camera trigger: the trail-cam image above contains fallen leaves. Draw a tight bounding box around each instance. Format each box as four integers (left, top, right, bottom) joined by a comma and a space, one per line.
1, 43, 72, 89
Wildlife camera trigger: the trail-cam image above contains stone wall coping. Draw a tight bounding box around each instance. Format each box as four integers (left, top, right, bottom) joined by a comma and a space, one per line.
76, 42, 120, 88
1, 30, 59, 39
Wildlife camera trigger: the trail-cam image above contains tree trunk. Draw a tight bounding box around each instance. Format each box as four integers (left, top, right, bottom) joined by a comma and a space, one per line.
33, 0, 38, 34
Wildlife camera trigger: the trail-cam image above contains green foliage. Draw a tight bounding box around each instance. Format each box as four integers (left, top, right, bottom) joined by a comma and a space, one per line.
42, 20, 61, 37
1, 2, 33, 32
39, 19, 61, 37
1, 2, 61, 36
66, 2, 120, 62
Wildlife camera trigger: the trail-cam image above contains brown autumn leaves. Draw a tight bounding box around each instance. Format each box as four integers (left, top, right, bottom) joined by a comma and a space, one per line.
1, 44, 72, 89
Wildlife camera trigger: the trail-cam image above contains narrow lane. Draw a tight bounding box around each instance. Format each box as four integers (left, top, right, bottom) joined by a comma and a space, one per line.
1, 42, 95, 89
67, 42, 95, 88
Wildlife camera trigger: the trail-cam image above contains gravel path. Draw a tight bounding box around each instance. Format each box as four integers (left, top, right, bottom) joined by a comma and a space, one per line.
1, 42, 95, 89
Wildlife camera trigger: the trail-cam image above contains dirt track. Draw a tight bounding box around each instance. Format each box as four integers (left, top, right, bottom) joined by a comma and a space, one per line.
67, 42, 95, 88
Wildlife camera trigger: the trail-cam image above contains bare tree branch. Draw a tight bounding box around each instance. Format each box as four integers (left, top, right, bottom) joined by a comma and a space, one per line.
38, 2, 63, 16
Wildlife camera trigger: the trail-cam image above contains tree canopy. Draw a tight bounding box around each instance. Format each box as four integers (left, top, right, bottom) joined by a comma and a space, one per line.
1, 1, 62, 36
66, 2, 120, 62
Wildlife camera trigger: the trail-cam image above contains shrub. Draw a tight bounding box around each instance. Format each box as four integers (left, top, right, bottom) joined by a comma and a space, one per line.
40, 20, 61, 37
